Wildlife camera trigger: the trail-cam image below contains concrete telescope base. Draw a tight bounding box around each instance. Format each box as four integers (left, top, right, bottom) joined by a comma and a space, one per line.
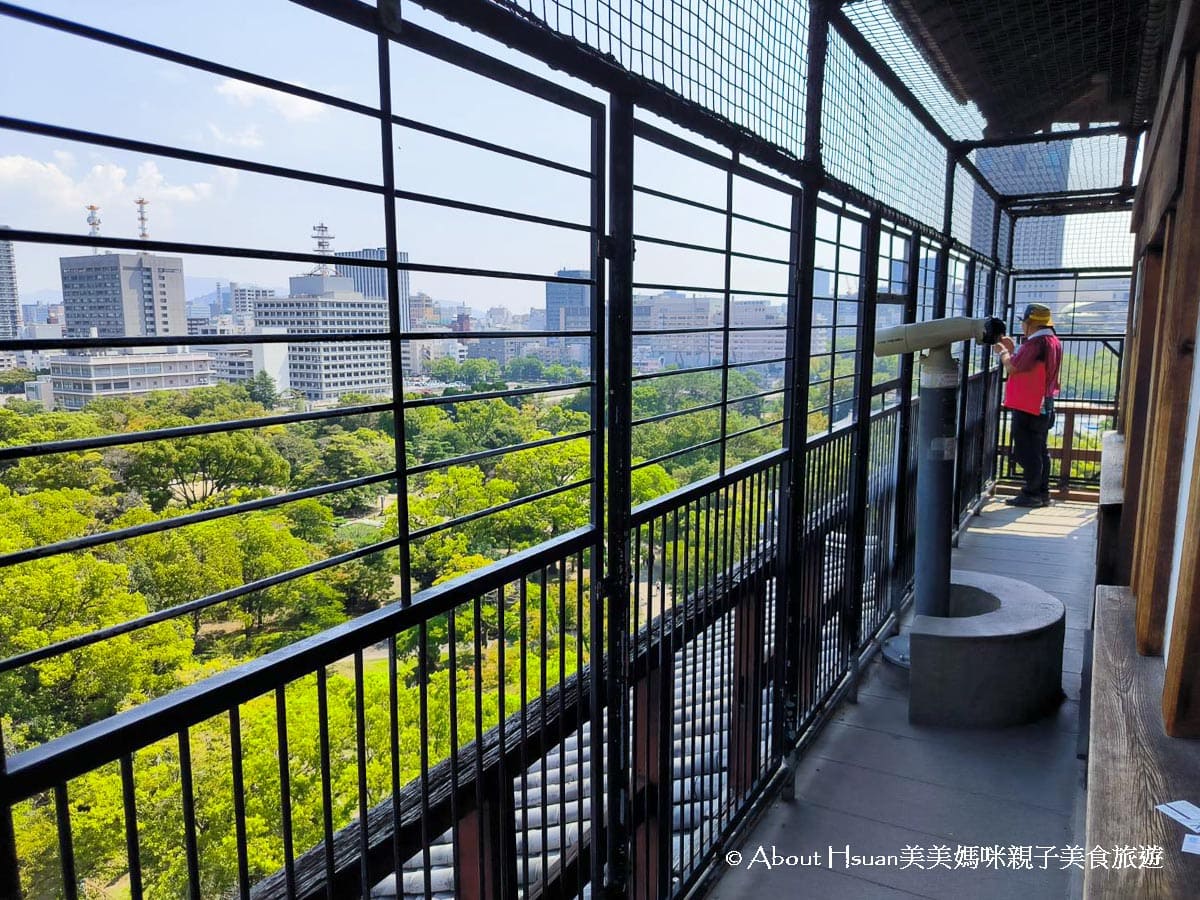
909, 570, 1065, 727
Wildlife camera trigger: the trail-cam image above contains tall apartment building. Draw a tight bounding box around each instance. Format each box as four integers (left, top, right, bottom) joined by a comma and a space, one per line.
59, 252, 187, 338
334, 248, 410, 331
0, 226, 20, 339
254, 273, 391, 403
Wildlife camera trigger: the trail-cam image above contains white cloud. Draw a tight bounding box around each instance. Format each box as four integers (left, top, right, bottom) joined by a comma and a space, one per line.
215, 79, 324, 122
0, 155, 224, 236
207, 122, 264, 149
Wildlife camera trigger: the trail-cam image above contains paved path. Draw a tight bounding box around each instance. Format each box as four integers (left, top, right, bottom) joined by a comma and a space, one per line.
711, 500, 1096, 900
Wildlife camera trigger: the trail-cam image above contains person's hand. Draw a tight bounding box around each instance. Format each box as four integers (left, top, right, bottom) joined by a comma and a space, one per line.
997, 336, 1015, 353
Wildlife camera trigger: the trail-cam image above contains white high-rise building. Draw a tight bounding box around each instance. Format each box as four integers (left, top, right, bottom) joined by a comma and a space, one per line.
60, 252, 187, 339
0, 226, 20, 340
253, 273, 392, 403
229, 283, 276, 326
334, 248, 410, 331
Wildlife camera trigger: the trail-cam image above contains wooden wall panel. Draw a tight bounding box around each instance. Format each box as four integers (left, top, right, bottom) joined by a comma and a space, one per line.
1163, 401, 1200, 736
1131, 61, 1200, 655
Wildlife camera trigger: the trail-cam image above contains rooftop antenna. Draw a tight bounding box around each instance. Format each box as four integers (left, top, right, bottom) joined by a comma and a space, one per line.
136, 197, 150, 240
309, 222, 336, 275
86, 204, 101, 254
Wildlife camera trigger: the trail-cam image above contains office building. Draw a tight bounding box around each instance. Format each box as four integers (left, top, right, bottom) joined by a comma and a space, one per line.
206, 328, 291, 395
254, 273, 391, 403
335, 248, 410, 331
59, 252, 187, 339
545, 269, 591, 331
50, 351, 212, 410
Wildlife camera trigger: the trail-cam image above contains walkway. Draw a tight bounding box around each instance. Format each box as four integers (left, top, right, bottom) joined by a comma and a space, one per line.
711, 500, 1097, 900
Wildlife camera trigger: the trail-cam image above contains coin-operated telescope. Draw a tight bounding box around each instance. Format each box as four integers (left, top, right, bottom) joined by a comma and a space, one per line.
874, 316, 1006, 665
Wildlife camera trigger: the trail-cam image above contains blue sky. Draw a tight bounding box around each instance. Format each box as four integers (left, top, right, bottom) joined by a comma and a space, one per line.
0, 0, 800, 317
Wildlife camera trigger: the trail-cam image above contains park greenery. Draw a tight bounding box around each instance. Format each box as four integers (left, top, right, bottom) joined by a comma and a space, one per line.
0, 359, 787, 897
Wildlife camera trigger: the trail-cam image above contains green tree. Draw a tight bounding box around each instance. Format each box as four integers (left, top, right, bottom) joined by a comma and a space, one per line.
245, 370, 280, 407
123, 428, 290, 511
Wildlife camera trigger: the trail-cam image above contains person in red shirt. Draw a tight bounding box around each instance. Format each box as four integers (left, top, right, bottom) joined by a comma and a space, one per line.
994, 303, 1063, 507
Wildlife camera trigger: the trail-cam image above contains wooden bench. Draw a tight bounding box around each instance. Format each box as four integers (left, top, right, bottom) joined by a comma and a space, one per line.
1084, 585, 1200, 898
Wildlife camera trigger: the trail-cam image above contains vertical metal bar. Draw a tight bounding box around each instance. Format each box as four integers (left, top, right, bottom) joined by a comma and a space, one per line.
892, 232, 920, 608
776, 184, 813, 768
376, 26, 412, 606
935, 154, 957, 318
354, 650, 371, 899
229, 707, 251, 900
604, 91, 636, 900
518, 578, 530, 896
119, 755, 143, 900
473, 595, 487, 899
0, 725, 24, 900
178, 730, 201, 900
418, 623, 432, 900
317, 667, 337, 899
953, 257, 976, 525
846, 211, 881, 660
388, 634, 402, 893
448, 608, 462, 900
275, 688, 296, 897
586, 102, 608, 897
54, 784, 77, 900
719, 156, 737, 476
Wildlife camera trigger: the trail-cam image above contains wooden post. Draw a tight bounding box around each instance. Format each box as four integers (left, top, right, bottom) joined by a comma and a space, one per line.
457, 771, 518, 900
1131, 65, 1200, 656
1058, 408, 1076, 498
1118, 244, 1164, 586
1163, 415, 1200, 736
729, 589, 764, 800
631, 655, 672, 900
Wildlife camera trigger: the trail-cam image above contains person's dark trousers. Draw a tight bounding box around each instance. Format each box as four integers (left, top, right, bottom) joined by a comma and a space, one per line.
1011, 401, 1056, 498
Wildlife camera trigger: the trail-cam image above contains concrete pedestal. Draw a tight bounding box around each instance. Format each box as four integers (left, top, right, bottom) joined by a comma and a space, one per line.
909, 569, 1065, 727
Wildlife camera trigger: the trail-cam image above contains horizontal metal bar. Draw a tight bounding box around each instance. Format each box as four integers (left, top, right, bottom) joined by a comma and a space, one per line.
408, 478, 592, 540
0, 1, 381, 120
393, 115, 590, 178
959, 123, 1143, 150
629, 435, 723, 471
0, 329, 390, 352
631, 399, 724, 427
724, 417, 784, 441
630, 449, 785, 525
0, 401, 392, 462
402, 380, 591, 408
394, 187, 591, 232
0, 471, 396, 570
632, 233, 789, 266
0, 225, 387, 267
0, 116, 384, 195
2, 525, 598, 800
399, 329, 592, 341
406, 429, 590, 476
630, 361, 725, 382
631, 324, 787, 337
0, 536, 404, 675
631, 282, 788, 298
632, 183, 727, 217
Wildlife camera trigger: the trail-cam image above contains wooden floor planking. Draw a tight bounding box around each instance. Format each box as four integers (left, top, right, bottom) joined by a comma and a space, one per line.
710, 501, 1095, 900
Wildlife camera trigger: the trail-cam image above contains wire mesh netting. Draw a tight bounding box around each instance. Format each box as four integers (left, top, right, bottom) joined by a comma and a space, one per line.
842, 0, 986, 141
822, 27, 946, 229
1012, 210, 1135, 270
970, 133, 1130, 197
952, 163, 995, 255
489, 0, 809, 155
998, 210, 1013, 268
